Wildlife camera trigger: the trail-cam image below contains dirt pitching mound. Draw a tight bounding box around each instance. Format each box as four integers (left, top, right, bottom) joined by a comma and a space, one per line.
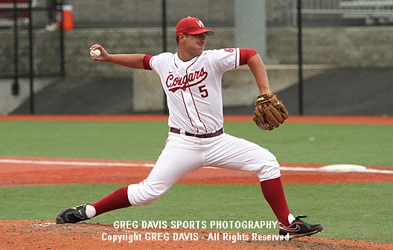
1, 220, 392, 250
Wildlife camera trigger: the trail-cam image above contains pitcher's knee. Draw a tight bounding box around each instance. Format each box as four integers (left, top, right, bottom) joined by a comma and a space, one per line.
127, 178, 169, 206
256, 158, 281, 182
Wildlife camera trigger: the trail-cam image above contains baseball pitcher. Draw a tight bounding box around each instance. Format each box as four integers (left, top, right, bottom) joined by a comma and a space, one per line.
56, 17, 323, 239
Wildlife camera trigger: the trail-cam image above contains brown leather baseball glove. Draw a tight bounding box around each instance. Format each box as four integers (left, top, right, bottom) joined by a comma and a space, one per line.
253, 93, 289, 131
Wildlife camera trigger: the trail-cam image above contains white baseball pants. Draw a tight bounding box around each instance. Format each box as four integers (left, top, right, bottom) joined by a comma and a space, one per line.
127, 132, 281, 206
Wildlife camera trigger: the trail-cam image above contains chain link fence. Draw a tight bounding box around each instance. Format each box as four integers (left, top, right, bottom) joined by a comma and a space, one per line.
1, 0, 393, 116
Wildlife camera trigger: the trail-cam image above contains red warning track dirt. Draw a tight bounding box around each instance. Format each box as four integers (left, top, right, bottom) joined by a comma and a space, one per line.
1, 115, 392, 249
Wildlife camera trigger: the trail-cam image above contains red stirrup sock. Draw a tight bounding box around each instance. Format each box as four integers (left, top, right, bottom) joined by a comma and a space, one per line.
260, 177, 291, 226
91, 186, 132, 216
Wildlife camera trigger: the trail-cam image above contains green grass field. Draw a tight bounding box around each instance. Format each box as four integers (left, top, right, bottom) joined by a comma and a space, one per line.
1, 120, 392, 165
0, 120, 392, 243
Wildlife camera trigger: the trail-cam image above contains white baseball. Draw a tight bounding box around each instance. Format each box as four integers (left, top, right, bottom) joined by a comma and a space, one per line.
90, 49, 101, 58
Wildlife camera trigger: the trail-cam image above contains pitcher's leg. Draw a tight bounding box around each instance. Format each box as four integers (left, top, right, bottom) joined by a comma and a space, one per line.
127, 134, 204, 206
56, 133, 204, 224
205, 134, 280, 181
205, 134, 291, 225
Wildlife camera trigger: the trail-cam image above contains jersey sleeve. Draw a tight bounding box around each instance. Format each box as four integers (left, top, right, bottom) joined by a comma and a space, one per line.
143, 55, 154, 70
207, 48, 240, 74
145, 52, 174, 74
239, 48, 258, 65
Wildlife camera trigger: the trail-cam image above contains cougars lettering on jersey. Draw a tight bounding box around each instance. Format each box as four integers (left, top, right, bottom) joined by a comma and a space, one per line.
166, 67, 208, 93
144, 48, 240, 134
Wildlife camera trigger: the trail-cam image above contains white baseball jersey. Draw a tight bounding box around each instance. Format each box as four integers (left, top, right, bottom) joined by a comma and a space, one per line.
146, 49, 240, 134
127, 48, 281, 207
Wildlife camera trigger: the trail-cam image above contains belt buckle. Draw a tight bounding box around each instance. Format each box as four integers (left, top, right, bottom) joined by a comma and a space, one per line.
196, 131, 210, 138
198, 133, 207, 138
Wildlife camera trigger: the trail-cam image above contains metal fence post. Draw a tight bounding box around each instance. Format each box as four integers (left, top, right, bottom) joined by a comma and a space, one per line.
57, 0, 65, 77
297, 0, 303, 115
29, 0, 34, 114
12, 0, 19, 96
162, 0, 169, 115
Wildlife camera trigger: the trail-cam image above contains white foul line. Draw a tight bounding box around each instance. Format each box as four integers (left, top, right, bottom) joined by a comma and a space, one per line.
0, 159, 155, 168
280, 165, 393, 174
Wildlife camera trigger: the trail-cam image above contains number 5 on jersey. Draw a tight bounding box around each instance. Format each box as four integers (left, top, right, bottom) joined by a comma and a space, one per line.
199, 85, 208, 98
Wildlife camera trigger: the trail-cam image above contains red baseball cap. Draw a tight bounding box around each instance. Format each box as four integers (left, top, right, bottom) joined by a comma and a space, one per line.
175, 17, 215, 37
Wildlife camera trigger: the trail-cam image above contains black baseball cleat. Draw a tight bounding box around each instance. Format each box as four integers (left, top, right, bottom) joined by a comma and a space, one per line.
56, 204, 90, 224
279, 215, 323, 239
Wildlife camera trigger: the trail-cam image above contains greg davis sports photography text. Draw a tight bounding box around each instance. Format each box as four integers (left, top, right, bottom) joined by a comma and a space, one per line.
101, 220, 290, 243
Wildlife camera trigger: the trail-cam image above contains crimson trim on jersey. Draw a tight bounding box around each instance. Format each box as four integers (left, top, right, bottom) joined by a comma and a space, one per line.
187, 58, 207, 133
239, 48, 258, 66
180, 90, 195, 129
143, 55, 153, 70
235, 49, 239, 69
178, 56, 207, 133
189, 84, 207, 133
